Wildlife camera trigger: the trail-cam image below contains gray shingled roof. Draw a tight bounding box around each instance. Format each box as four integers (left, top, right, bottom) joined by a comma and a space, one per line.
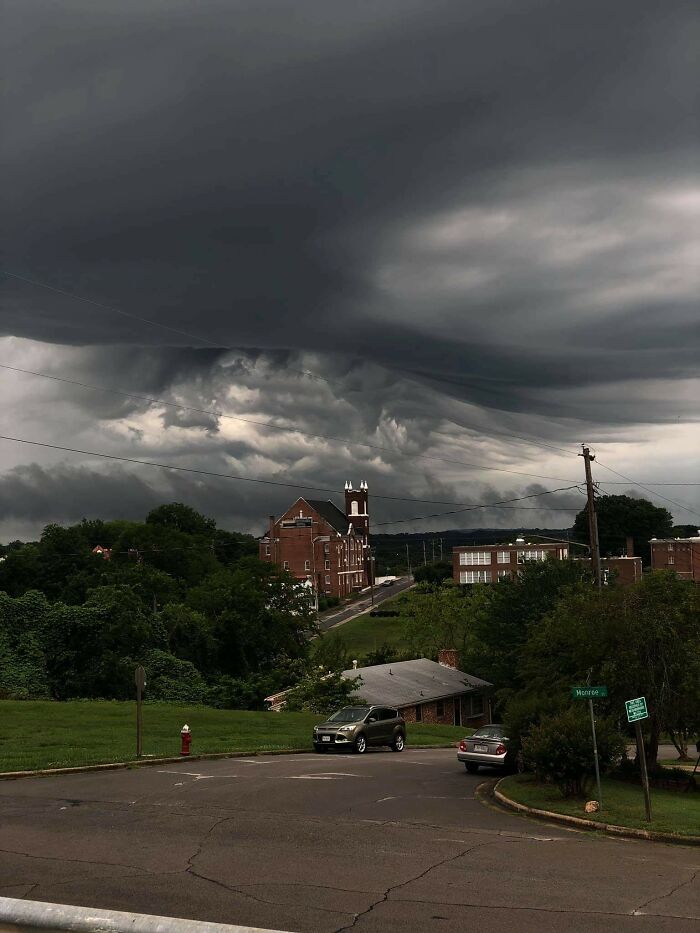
341, 659, 492, 708
306, 499, 350, 534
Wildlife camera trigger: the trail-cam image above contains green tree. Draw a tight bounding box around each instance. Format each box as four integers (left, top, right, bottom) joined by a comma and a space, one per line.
403, 582, 484, 663
412, 561, 453, 587
146, 503, 216, 537
285, 668, 362, 714
572, 494, 673, 563
0, 591, 51, 698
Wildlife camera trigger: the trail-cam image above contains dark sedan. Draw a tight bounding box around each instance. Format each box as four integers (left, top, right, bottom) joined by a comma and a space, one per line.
457, 724, 516, 773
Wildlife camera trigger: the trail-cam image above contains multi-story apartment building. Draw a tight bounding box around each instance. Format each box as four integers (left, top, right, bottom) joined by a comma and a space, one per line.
453, 537, 643, 586
259, 481, 371, 599
650, 532, 700, 582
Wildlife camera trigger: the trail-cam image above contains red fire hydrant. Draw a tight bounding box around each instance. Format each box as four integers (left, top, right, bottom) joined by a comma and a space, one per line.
180, 724, 192, 756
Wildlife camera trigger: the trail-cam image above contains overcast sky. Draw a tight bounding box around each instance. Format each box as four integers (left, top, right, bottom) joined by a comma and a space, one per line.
1, 1, 698, 541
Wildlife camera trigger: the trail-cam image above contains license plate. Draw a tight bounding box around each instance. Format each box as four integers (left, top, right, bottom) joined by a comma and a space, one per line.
322, 735, 331, 742
474, 744, 489, 752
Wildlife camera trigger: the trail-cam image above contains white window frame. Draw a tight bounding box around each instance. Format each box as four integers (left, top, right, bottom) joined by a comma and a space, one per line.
324, 559, 331, 570
460, 570, 492, 584
497, 569, 510, 580
459, 551, 491, 566
304, 560, 310, 571
497, 551, 510, 564
283, 561, 289, 570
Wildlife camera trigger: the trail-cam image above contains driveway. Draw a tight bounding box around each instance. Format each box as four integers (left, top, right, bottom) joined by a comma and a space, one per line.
0, 749, 698, 932
319, 577, 413, 632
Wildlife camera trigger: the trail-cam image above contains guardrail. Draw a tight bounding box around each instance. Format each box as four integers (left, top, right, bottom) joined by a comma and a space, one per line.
0, 897, 289, 933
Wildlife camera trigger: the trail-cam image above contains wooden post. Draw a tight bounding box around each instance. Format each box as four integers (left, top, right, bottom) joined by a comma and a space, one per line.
635, 720, 652, 822
135, 666, 146, 758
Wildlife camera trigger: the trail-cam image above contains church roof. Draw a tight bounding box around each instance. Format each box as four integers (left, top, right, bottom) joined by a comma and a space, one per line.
306, 499, 350, 534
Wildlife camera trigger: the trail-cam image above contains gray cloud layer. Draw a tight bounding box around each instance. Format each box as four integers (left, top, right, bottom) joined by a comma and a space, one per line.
0, 2, 698, 536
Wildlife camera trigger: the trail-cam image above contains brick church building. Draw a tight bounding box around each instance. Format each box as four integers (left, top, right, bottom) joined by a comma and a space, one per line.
259, 481, 372, 599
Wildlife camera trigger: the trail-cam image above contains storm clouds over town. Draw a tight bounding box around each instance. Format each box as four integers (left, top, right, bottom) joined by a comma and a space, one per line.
1, 0, 698, 538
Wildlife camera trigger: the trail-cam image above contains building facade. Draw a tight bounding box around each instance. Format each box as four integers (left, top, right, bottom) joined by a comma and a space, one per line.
259, 481, 371, 599
452, 537, 569, 585
650, 533, 700, 582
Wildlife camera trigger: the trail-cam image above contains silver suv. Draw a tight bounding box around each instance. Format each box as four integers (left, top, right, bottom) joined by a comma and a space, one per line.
313, 705, 406, 754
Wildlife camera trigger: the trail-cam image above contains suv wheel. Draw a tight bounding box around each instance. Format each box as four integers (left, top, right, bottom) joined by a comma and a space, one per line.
391, 733, 405, 752
354, 734, 367, 754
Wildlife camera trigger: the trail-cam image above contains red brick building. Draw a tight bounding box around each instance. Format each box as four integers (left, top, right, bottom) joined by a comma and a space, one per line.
453, 537, 569, 584
259, 481, 371, 599
453, 537, 643, 586
650, 532, 700, 581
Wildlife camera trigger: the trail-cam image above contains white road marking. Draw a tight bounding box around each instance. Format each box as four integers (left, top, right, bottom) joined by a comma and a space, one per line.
377, 796, 396, 802
287, 775, 336, 780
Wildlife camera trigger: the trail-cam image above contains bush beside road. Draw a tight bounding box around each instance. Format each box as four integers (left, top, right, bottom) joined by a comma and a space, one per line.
499, 773, 700, 837
0, 701, 468, 772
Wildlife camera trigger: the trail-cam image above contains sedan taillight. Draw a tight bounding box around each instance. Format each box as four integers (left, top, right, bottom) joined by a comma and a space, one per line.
459, 740, 467, 752
496, 744, 506, 755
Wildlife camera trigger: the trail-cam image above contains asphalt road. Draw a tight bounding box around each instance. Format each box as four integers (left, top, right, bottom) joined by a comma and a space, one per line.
0, 749, 698, 932
319, 578, 413, 632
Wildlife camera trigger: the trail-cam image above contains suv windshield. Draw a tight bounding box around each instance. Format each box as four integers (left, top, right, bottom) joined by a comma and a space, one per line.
327, 707, 370, 723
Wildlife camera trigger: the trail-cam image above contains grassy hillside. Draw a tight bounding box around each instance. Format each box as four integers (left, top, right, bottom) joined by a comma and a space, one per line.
319, 589, 416, 659
0, 701, 467, 772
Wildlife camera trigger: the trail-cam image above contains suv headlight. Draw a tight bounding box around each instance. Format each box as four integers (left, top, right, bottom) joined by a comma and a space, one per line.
313, 726, 319, 733
338, 725, 355, 733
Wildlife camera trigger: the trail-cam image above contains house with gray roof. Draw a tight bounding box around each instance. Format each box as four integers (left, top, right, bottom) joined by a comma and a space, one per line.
342, 650, 493, 727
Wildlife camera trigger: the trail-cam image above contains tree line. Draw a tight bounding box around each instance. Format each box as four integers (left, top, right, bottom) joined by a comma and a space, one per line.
0, 503, 316, 707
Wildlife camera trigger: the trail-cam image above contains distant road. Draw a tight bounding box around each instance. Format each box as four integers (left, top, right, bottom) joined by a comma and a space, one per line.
319, 577, 413, 632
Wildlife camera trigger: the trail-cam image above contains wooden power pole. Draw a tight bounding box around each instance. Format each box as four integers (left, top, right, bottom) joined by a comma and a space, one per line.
580, 445, 602, 590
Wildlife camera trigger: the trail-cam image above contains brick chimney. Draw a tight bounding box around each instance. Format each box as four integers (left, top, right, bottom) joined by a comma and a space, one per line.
626, 535, 634, 558
438, 649, 459, 670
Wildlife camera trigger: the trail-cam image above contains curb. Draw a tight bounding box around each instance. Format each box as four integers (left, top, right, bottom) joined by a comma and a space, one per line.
0, 743, 458, 781
493, 778, 700, 847
0, 895, 288, 932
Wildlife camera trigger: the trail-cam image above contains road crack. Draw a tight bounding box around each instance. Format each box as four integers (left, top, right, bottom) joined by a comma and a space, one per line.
333, 841, 488, 932
631, 867, 700, 915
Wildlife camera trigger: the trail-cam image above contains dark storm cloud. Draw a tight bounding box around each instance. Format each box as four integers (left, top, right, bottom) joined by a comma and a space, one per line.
0, 2, 698, 535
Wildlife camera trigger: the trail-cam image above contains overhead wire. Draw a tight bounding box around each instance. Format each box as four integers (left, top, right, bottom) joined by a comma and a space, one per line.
593, 458, 700, 520
0, 433, 582, 513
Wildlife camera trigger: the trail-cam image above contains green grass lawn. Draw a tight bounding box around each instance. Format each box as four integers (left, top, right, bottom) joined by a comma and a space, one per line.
0, 701, 467, 773
319, 591, 414, 658
500, 774, 700, 837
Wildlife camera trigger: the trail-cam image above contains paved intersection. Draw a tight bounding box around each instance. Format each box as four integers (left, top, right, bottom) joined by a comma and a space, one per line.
0, 749, 697, 932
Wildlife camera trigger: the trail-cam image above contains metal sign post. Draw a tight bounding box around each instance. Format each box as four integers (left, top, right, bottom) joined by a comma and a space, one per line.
626, 696, 651, 822
572, 686, 607, 809
135, 666, 146, 758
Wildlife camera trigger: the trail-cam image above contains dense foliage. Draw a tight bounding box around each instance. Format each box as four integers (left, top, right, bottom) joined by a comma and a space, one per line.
0, 504, 316, 707
572, 494, 673, 563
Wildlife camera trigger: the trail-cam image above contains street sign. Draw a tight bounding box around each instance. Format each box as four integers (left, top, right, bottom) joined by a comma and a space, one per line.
625, 696, 648, 723
571, 686, 608, 699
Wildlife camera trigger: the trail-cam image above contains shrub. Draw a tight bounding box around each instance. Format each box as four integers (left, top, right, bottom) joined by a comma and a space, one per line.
522, 707, 625, 798
141, 649, 206, 703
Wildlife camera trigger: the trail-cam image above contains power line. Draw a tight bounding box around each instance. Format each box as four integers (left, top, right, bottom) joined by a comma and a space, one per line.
0, 269, 597, 466
373, 485, 585, 527
594, 459, 700, 520
0, 433, 585, 512
0, 362, 583, 485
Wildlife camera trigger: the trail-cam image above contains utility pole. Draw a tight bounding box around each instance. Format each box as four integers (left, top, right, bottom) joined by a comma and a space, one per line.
406, 544, 411, 576
431, 539, 435, 563
580, 445, 602, 590
439, 538, 443, 562
370, 546, 375, 607
423, 540, 427, 566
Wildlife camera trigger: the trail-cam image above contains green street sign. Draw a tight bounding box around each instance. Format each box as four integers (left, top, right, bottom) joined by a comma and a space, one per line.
571, 686, 608, 699
625, 696, 648, 723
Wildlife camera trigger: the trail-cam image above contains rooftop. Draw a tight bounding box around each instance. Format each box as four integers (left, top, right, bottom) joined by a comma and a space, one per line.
342, 658, 491, 708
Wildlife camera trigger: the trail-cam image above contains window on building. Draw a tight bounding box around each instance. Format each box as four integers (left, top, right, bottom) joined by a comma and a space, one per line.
436, 700, 444, 717
325, 575, 331, 585
351, 501, 359, 515
459, 551, 491, 566
668, 556, 675, 565
265, 545, 270, 556
283, 561, 289, 570
668, 543, 674, 551
497, 551, 510, 563
304, 560, 310, 571
517, 549, 547, 564
497, 569, 510, 580
460, 570, 492, 584
324, 559, 331, 570
465, 694, 484, 718
415, 705, 422, 723
324, 543, 330, 554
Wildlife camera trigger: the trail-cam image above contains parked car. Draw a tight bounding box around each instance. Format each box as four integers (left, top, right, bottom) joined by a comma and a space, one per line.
313, 705, 406, 754
457, 724, 518, 773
